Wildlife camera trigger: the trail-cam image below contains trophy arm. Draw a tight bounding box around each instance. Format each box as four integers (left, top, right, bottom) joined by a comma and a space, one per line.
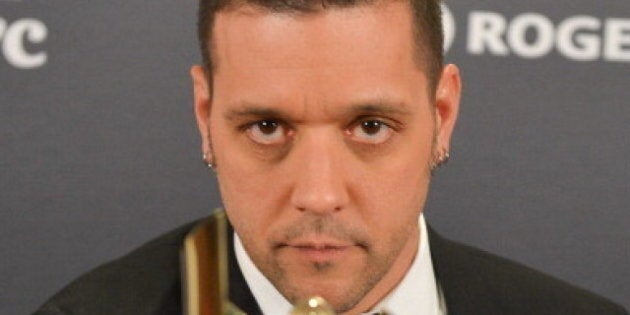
181, 210, 246, 315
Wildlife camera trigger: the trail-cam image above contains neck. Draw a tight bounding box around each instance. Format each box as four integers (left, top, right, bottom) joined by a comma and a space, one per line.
341, 225, 420, 315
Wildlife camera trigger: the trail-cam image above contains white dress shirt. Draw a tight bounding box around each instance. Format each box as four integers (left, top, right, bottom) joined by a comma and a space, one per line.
234, 215, 446, 315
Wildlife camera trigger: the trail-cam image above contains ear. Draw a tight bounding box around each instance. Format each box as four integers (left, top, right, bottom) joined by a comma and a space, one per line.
191, 65, 213, 163
434, 64, 461, 156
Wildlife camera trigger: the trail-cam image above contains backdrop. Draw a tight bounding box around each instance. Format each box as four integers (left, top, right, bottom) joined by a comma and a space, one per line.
1, 1, 628, 314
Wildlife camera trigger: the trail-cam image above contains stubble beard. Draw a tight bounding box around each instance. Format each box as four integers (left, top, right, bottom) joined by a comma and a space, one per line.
246, 216, 414, 313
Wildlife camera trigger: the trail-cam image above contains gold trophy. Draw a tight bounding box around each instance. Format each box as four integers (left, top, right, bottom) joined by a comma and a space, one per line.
181, 210, 335, 315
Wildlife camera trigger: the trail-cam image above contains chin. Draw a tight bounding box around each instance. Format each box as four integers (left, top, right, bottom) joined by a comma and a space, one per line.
282, 274, 366, 312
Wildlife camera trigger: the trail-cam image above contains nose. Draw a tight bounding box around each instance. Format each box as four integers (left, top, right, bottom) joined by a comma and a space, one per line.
289, 130, 350, 215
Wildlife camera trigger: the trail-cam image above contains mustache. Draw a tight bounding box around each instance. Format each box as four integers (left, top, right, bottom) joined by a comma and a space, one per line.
271, 216, 370, 249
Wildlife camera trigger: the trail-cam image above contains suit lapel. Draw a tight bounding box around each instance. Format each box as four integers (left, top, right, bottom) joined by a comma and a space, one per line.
427, 226, 499, 315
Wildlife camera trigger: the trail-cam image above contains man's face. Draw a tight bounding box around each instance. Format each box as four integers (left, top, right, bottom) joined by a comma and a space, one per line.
193, 1, 460, 312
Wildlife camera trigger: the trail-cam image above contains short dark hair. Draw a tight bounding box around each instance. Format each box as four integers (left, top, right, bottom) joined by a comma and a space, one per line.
197, 0, 444, 88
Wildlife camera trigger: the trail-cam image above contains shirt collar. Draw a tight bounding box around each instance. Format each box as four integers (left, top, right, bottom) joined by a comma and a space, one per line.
234, 214, 444, 315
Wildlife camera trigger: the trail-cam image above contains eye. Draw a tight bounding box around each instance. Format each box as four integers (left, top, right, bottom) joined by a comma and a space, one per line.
349, 119, 394, 144
246, 120, 289, 145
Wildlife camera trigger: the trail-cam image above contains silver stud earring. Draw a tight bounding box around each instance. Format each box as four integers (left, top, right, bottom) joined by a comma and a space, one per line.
431, 149, 450, 172
437, 151, 450, 167
202, 152, 214, 169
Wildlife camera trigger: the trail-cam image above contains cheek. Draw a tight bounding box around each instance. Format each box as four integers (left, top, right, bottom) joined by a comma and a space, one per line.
357, 170, 428, 226
217, 167, 284, 235
211, 118, 272, 207
214, 146, 292, 247
352, 138, 432, 235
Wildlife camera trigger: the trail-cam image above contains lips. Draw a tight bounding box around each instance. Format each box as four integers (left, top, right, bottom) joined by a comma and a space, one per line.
286, 238, 353, 249
280, 237, 355, 262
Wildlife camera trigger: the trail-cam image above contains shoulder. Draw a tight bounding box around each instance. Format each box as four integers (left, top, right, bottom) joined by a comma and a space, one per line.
34, 220, 201, 315
428, 227, 628, 315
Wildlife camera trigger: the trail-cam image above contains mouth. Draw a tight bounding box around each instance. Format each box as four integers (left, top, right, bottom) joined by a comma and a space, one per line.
278, 238, 357, 262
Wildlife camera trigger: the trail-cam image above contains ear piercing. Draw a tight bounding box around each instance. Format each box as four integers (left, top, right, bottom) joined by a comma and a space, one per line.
431, 149, 450, 172
436, 150, 450, 168
202, 152, 214, 169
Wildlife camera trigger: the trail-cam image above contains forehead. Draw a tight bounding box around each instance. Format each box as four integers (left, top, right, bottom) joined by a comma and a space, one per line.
211, 1, 429, 114
213, 1, 417, 68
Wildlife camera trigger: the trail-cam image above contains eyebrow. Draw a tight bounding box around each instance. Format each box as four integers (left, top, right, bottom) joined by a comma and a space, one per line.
224, 104, 288, 122
344, 102, 413, 117
223, 99, 414, 122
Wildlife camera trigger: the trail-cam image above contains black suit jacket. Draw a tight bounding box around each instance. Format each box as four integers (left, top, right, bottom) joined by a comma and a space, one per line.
34, 220, 628, 315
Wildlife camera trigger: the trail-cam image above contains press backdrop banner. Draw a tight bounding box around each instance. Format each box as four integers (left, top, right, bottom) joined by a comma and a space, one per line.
1, 1, 628, 314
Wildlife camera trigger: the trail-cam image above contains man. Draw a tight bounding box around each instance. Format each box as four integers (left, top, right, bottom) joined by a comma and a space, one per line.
34, 0, 628, 314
